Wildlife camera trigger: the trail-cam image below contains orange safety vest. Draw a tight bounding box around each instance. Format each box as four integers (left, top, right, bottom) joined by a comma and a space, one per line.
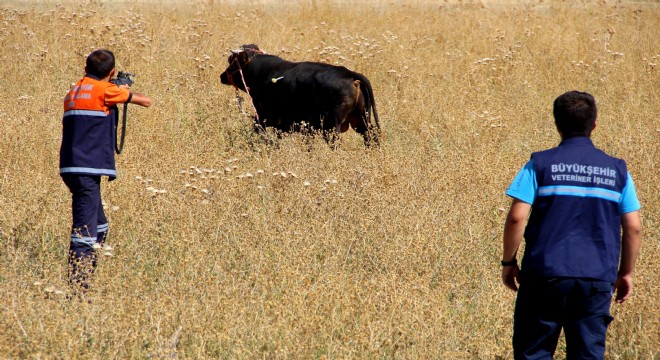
60, 75, 131, 179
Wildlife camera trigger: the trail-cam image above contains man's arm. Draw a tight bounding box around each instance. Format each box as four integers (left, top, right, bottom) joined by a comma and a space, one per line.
129, 92, 152, 107
501, 199, 531, 291
614, 210, 642, 304
110, 84, 152, 108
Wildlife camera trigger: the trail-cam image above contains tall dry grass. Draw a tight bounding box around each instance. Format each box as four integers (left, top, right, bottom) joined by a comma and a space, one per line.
0, 0, 657, 358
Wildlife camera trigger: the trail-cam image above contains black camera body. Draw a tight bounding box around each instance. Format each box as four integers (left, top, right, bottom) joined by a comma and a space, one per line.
111, 71, 135, 86
110, 71, 134, 155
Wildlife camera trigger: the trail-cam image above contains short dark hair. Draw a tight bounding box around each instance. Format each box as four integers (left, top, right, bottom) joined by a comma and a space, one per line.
85, 49, 115, 78
553, 91, 597, 138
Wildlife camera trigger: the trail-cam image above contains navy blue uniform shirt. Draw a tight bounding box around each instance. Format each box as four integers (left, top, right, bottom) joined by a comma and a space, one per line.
506, 137, 641, 283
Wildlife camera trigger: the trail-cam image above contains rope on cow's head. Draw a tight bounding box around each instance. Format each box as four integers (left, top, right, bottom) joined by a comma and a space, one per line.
225, 46, 264, 89
226, 47, 272, 140
227, 47, 264, 122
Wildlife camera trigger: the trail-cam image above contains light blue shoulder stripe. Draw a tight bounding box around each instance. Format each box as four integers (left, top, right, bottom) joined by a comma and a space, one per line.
64, 110, 107, 117
538, 185, 621, 203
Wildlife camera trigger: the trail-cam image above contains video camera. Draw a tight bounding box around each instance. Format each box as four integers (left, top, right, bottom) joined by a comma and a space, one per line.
111, 71, 135, 87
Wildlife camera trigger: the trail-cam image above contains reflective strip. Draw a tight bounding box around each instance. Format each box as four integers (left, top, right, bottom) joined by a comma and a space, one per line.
63, 109, 107, 117
538, 185, 621, 203
60, 167, 117, 176
97, 223, 109, 232
71, 234, 97, 246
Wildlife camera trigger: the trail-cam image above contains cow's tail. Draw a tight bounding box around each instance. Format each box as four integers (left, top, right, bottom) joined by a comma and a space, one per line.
354, 73, 380, 132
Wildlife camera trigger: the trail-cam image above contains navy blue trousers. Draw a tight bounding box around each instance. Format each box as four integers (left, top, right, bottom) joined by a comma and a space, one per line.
513, 277, 614, 359
62, 175, 108, 288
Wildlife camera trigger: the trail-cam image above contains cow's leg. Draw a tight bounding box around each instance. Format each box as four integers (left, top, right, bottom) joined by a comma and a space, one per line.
319, 118, 341, 148
253, 117, 275, 145
349, 114, 379, 147
322, 128, 340, 146
253, 116, 266, 135
345, 79, 378, 146
365, 120, 380, 146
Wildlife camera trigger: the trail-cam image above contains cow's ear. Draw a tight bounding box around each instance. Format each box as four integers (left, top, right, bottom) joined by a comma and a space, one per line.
237, 51, 250, 64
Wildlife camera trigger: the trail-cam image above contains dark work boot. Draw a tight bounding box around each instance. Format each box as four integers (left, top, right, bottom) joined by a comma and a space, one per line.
68, 242, 97, 293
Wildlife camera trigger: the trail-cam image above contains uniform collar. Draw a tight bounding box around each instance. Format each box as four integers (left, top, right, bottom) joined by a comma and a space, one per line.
85, 73, 102, 81
559, 136, 594, 147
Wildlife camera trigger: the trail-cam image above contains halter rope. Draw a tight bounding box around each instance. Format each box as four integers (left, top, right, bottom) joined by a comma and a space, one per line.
227, 49, 263, 121
227, 48, 271, 137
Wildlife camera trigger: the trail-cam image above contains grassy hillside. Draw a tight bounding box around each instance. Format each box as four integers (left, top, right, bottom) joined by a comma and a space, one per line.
0, 1, 657, 358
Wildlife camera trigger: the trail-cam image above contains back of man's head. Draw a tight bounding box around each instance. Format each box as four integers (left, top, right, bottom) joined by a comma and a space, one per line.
86, 49, 115, 78
553, 91, 597, 138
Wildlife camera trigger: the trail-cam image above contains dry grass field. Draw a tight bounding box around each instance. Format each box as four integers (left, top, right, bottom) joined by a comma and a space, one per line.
0, 0, 658, 358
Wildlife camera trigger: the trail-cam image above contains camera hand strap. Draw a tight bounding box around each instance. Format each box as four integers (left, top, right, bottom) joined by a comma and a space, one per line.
115, 103, 128, 154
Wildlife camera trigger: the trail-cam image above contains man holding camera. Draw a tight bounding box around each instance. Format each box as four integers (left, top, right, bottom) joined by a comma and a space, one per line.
60, 49, 152, 291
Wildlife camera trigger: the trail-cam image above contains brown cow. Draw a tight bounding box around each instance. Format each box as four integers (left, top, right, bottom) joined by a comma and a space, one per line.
220, 44, 380, 145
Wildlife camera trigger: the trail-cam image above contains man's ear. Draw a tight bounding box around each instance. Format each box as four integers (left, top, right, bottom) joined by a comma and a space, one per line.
593, 119, 597, 131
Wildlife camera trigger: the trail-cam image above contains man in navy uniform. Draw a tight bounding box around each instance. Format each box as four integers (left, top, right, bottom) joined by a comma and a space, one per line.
501, 91, 642, 359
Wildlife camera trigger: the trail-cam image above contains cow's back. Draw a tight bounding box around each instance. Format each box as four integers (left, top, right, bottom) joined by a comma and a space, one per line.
249, 58, 363, 129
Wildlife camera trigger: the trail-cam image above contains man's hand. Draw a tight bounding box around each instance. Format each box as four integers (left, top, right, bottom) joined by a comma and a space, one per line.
614, 274, 633, 304
502, 264, 520, 292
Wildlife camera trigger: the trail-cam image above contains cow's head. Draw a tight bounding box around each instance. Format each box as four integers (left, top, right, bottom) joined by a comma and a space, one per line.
219, 44, 264, 89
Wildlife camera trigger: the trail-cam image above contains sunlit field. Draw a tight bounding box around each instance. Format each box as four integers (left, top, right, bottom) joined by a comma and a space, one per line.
0, 0, 657, 358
